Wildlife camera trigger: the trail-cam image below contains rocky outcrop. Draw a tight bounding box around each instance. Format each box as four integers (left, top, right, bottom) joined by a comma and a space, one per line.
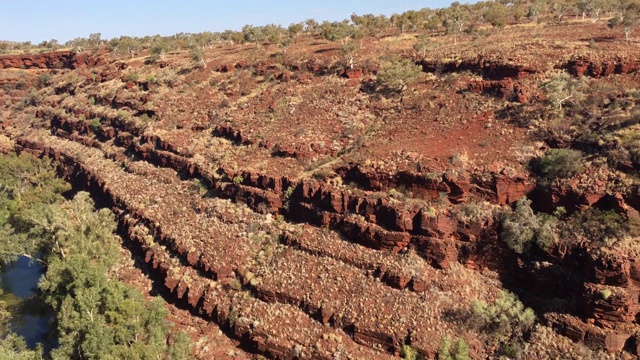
467, 78, 532, 103
0, 50, 105, 70
566, 56, 640, 78
17, 110, 640, 356
417, 58, 537, 80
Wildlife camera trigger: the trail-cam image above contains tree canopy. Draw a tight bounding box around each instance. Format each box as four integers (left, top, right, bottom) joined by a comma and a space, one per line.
0, 153, 190, 359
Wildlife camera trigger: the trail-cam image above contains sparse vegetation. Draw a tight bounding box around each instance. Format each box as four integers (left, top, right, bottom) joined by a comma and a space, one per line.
283, 186, 294, 210
1, 2, 639, 358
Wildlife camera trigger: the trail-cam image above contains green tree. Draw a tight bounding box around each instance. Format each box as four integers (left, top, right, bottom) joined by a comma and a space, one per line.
377, 59, 423, 94
484, 2, 509, 28
35, 192, 190, 359
391, 12, 418, 33
321, 20, 362, 44
88, 33, 102, 49
149, 41, 168, 63
608, 0, 640, 41
541, 73, 588, 111
288, 23, 304, 38
189, 44, 206, 69
577, 0, 605, 22
551, 0, 573, 22
279, 36, 293, 57
340, 40, 359, 69
110, 36, 142, 59
262, 24, 285, 44
351, 13, 388, 36
0, 153, 69, 263
413, 34, 433, 59
242, 25, 265, 47
589, 0, 606, 22
0, 333, 44, 360
304, 18, 320, 34
526, 2, 546, 22
0, 154, 191, 358
442, 2, 468, 44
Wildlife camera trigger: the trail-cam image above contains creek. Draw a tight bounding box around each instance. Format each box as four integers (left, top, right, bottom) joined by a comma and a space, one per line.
1, 256, 52, 348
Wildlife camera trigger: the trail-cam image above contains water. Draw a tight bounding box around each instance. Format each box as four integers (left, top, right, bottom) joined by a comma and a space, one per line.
1, 256, 51, 348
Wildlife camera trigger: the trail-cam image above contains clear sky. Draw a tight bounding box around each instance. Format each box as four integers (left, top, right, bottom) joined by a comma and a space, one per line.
0, 0, 475, 43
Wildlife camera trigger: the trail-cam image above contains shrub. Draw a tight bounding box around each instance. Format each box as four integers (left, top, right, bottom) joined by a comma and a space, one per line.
438, 337, 452, 360
533, 148, 584, 182
37, 73, 53, 88
18, 90, 42, 109
600, 288, 613, 300
500, 198, 557, 254
455, 201, 494, 223
90, 117, 101, 131
565, 207, 638, 247
469, 290, 535, 356
438, 336, 471, 360
123, 73, 139, 83
401, 345, 422, 360
190, 46, 205, 68
283, 186, 294, 210
232, 176, 244, 185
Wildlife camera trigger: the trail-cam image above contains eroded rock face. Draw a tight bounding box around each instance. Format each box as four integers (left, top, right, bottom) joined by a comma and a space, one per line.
7, 37, 640, 356
417, 58, 537, 80
0, 50, 105, 70
22, 133, 640, 342
566, 56, 640, 78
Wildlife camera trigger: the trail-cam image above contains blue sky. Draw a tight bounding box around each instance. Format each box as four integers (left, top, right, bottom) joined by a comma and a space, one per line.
0, 1, 474, 43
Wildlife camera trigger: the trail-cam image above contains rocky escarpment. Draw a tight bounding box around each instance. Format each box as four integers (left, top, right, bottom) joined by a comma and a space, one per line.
139, 143, 640, 354
3, 41, 640, 357
27, 98, 640, 354
0, 50, 105, 70
565, 55, 640, 78
15, 135, 501, 358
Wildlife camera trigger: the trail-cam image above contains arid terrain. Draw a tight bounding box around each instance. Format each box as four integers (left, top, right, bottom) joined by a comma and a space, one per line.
0, 14, 639, 360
